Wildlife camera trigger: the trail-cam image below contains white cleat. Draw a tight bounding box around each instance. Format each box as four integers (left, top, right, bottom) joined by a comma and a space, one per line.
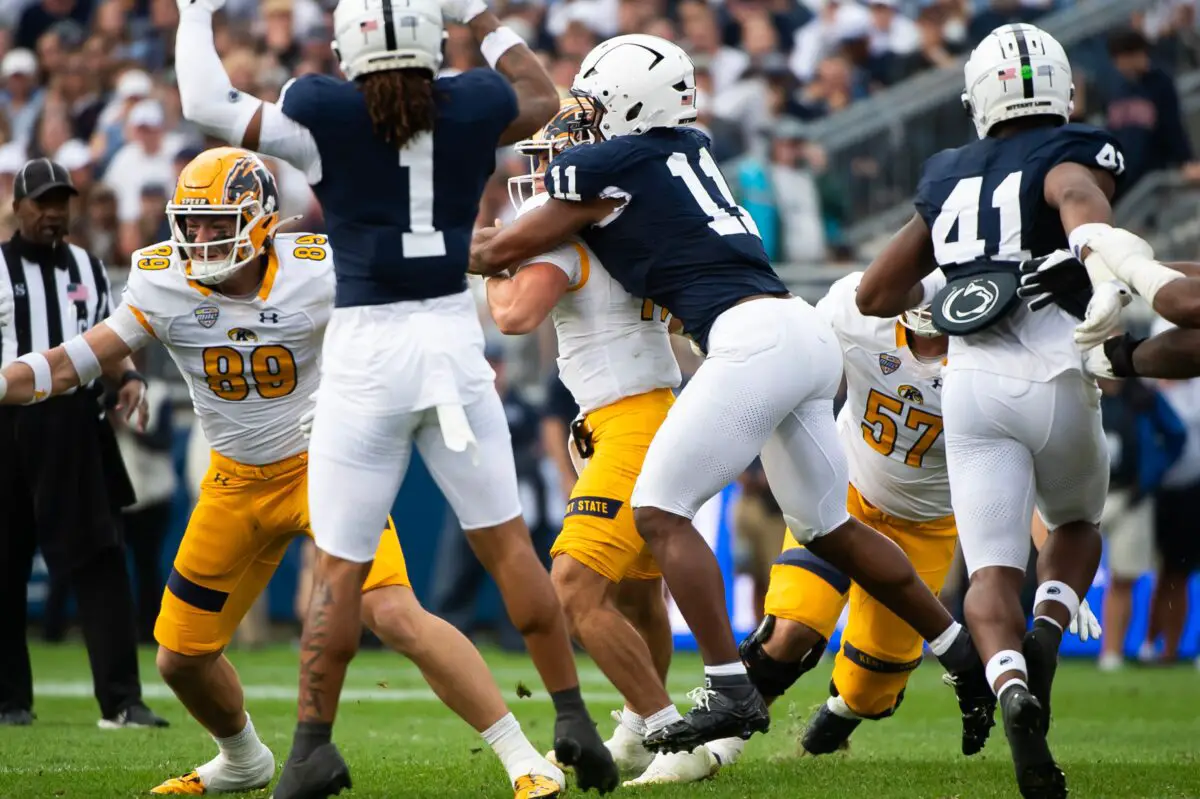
622, 747, 719, 787
705, 737, 745, 767
604, 711, 655, 776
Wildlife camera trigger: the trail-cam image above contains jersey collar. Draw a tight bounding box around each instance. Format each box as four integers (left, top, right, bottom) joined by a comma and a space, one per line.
186, 249, 279, 301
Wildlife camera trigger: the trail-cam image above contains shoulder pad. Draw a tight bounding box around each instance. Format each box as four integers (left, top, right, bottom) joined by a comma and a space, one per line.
280, 74, 341, 126
273, 232, 336, 300
1035, 123, 1127, 180
547, 139, 657, 202
123, 241, 193, 315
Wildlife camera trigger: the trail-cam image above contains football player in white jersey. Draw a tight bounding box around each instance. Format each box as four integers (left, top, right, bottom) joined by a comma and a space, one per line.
0, 148, 564, 799
485, 102, 729, 786
857, 24, 1130, 797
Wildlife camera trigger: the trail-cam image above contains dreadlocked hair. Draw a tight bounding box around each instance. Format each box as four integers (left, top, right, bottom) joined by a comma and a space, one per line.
358, 69, 437, 149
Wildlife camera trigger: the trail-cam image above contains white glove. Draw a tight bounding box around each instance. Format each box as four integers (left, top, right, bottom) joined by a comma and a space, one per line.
1074, 281, 1131, 351
1082, 343, 1117, 379
440, 0, 487, 24
1068, 598, 1102, 642
299, 393, 317, 440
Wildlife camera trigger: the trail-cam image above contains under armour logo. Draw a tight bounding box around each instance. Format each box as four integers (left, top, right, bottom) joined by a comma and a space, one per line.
932, 378, 943, 390
213, 474, 229, 485
260, 312, 279, 323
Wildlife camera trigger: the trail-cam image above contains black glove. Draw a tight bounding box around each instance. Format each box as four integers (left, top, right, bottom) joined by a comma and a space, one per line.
1017, 250, 1091, 312
1104, 333, 1144, 378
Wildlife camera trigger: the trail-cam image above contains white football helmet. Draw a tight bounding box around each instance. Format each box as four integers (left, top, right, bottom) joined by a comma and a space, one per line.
570, 34, 698, 140
900, 306, 940, 338
332, 0, 443, 80
962, 23, 1073, 139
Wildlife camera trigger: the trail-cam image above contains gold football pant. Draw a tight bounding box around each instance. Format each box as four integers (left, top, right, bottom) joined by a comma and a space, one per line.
551, 388, 675, 582
764, 484, 956, 717
155, 450, 410, 656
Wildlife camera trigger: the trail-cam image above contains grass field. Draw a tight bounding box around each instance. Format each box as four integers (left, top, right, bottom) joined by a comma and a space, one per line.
1, 642, 1198, 799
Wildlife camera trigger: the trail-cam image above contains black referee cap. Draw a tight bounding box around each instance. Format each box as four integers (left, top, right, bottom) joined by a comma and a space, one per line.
13, 158, 79, 203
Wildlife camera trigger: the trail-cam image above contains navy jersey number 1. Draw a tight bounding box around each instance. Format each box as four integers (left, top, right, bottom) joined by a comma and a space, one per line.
399, 133, 446, 259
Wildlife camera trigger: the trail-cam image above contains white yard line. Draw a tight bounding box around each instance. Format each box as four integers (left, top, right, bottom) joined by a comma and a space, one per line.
32, 681, 627, 704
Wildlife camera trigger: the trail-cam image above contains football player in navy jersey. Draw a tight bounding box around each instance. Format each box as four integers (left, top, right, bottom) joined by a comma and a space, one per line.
173, 0, 622, 796
470, 33, 991, 758
857, 24, 1141, 799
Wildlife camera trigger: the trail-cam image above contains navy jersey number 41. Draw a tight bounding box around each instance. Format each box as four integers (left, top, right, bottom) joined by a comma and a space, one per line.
915, 123, 1127, 270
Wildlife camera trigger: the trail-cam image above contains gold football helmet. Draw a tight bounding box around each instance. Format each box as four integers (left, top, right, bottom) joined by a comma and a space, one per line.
507, 100, 591, 212
167, 147, 280, 285
900, 306, 940, 338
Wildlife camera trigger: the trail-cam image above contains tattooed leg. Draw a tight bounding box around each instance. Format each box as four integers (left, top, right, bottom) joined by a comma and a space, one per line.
291, 552, 372, 750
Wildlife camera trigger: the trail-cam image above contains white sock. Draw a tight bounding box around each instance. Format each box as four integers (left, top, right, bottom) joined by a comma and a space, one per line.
928, 621, 962, 657
621, 707, 647, 737
1034, 581, 1079, 626
827, 695, 862, 720
213, 713, 265, 763
482, 713, 543, 783
985, 650, 1028, 698
704, 662, 747, 678
1035, 614, 1063, 632
644, 705, 684, 734
997, 678, 1028, 702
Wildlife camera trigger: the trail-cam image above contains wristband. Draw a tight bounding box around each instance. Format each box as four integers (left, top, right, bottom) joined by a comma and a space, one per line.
481, 26, 524, 69
1068, 222, 1113, 262
16, 352, 52, 403
64, 335, 102, 385
120, 369, 146, 387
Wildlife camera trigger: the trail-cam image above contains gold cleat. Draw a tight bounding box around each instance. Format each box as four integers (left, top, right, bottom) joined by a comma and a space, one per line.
514, 775, 562, 799
150, 771, 207, 795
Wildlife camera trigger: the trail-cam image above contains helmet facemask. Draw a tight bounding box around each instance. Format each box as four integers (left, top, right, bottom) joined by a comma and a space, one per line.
168, 199, 268, 286
506, 102, 590, 213
900, 306, 941, 338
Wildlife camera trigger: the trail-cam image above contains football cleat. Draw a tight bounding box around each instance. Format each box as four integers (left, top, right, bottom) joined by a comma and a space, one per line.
800, 703, 860, 756
98, 703, 169, 729
150, 772, 206, 795
513, 774, 562, 799
622, 747, 719, 787
642, 682, 769, 754
1000, 685, 1066, 799
271, 743, 351, 799
552, 712, 619, 794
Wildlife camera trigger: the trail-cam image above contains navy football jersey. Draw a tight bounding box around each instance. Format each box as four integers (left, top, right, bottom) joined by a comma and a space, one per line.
914, 123, 1127, 277
281, 69, 517, 307
543, 127, 785, 349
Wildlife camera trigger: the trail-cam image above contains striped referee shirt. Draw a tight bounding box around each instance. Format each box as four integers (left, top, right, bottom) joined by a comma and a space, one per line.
0, 236, 113, 386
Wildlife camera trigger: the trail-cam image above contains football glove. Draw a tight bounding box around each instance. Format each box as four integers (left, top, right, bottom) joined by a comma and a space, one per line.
439, 0, 488, 24
1068, 598, 1102, 643
299, 393, 316, 439
1074, 281, 1132, 351
1018, 250, 1090, 312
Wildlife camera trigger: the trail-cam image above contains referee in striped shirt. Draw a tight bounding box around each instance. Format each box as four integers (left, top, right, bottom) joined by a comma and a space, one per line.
0, 158, 166, 728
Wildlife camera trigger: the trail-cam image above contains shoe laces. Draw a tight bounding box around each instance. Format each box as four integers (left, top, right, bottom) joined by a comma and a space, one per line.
686, 686, 717, 712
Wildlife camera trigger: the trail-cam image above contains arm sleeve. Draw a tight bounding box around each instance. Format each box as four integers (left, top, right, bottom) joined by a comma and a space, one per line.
174, 6, 263, 146
105, 303, 157, 350
262, 85, 323, 183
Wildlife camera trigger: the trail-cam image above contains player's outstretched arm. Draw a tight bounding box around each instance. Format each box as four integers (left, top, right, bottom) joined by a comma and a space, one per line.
459, 5, 558, 145
485, 263, 570, 335
469, 198, 619, 276
0, 322, 140, 406
175, 0, 320, 177
857, 213, 941, 318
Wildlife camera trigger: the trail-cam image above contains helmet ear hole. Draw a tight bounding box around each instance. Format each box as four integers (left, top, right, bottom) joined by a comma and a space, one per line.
960, 91, 972, 115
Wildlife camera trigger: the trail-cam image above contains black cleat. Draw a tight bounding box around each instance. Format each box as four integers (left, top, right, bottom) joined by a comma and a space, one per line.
1001, 685, 1067, 799
1023, 619, 1062, 736
800, 703, 860, 755
0, 709, 34, 726
643, 679, 770, 754
937, 629, 996, 756
553, 712, 619, 794
272, 742, 352, 799
98, 703, 169, 729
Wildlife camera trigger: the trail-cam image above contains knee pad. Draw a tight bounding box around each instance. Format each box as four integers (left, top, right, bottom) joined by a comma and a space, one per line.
739, 615, 825, 700
831, 643, 920, 720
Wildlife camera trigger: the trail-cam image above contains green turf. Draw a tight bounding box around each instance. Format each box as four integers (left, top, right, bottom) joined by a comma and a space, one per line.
1, 641, 1197, 798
